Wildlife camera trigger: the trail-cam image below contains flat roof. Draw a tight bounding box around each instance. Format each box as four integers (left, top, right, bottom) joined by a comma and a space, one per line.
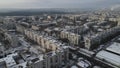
71, 65, 78, 68
106, 42, 120, 55
96, 50, 120, 67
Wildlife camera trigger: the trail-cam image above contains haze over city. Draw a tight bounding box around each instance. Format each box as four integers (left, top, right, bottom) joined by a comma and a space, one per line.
0, 0, 120, 68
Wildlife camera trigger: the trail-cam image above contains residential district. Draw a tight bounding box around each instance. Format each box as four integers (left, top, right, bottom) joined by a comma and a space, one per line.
0, 10, 120, 68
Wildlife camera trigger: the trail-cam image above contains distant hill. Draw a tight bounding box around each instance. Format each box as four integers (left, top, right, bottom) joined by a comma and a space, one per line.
0, 8, 93, 16
0, 11, 68, 16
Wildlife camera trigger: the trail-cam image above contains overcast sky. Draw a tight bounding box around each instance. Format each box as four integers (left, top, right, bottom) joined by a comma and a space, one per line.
0, 0, 120, 9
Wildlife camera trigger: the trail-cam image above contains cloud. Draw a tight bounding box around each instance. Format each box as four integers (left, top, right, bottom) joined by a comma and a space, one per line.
0, 0, 37, 7
0, 0, 119, 8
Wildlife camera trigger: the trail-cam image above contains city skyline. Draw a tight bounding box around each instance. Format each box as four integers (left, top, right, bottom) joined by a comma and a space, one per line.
0, 1, 120, 67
